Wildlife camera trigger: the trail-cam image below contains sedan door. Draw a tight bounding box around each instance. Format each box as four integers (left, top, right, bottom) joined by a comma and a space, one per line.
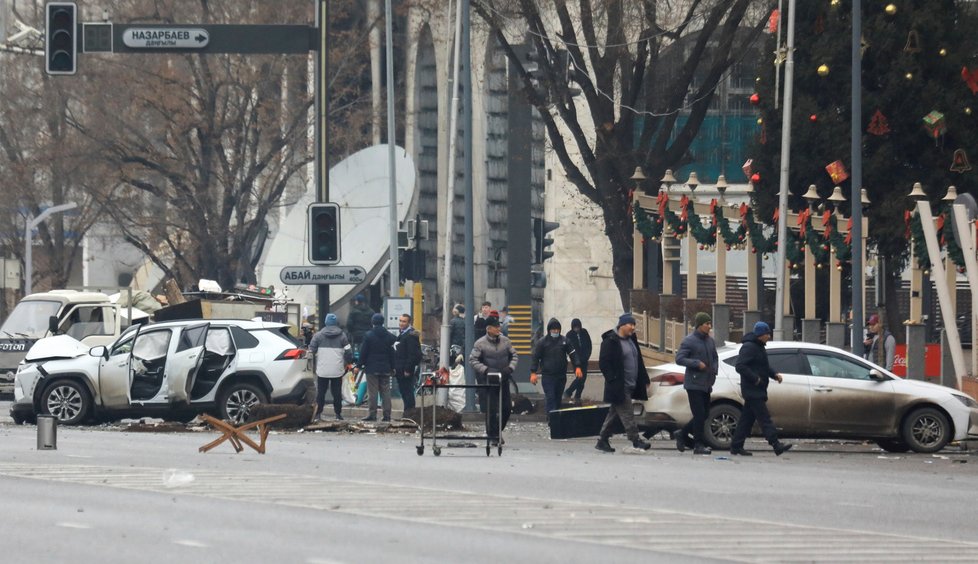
764, 349, 812, 435
802, 351, 896, 436
165, 323, 209, 404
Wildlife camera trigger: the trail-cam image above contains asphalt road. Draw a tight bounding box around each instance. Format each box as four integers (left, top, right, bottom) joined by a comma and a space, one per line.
1, 403, 976, 564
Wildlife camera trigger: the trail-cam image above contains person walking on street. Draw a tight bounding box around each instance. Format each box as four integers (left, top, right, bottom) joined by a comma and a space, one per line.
469, 316, 518, 444
675, 312, 718, 455
730, 322, 794, 456
863, 314, 896, 371
530, 318, 581, 417
358, 313, 396, 422
473, 301, 492, 341
393, 313, 422, 412
594, 314, 652, 453
308, 313, 354, 421
449, 305, 466, 350
499, 306, 515, 336
563, 318, 592, 403
346, 294, 374, 352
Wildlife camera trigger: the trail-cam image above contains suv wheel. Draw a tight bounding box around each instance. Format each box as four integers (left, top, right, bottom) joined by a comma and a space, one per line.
41, 380, 92, 425
876, 438, 911, 453
902, 407, 951, 453
704, 403, 741, 450
218, 382, 268, 424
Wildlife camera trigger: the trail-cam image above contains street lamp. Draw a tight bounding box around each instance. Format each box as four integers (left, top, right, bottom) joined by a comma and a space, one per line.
802, 184, 819, 209
908, 182, 927, 200
715, 174, 728, 202
660, 169, 676, 193
685, 171, 700, 192
828, 185, 846, 217
943, 185, 958, 202
25, 202, 78, 295
630, 166, 646, 192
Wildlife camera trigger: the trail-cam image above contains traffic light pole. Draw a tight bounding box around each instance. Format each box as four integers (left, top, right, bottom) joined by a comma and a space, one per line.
315, 0, 329, 327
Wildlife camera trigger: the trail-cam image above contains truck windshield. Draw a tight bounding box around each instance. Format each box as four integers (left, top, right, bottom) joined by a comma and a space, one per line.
0, 300, 62, 338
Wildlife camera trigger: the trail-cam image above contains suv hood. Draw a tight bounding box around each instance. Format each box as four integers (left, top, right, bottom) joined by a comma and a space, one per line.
25, 335, 91, 362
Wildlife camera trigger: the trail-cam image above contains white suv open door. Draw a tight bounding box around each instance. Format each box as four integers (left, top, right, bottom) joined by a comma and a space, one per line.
166, 323, 209, 404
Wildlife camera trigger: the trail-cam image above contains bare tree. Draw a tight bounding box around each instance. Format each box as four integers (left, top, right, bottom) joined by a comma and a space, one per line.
472, 0, 773, 302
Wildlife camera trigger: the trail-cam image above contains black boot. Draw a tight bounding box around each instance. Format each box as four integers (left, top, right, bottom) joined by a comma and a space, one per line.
675, 432, 687, 453
774, 442, 794, 456
730, 447, 753, 456
632, 438, 652, 450
595, 437, 615, 453
693, 444, 712, 455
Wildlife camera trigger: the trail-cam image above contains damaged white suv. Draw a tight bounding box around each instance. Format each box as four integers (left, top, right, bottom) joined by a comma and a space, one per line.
10, 319, 313, 425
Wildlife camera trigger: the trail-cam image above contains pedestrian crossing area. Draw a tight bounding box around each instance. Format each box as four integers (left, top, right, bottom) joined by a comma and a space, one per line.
1, 462, 976, 562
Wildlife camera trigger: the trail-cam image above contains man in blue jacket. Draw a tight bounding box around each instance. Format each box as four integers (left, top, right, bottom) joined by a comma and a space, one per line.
730, 321, 793, 456
358, 313, 396, 422
675, 312, 718, 455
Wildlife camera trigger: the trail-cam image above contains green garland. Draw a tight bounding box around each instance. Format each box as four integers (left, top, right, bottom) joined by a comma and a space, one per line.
686, 205, 716, 247
802, 215, 830, 266
633, 206, 662, 240
743, 208, 778, 255
717, 211, 747, 247
909, 212, 929, 268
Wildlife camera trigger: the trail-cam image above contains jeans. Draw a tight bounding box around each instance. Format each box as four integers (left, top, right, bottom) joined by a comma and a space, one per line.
564, 370, 587, 399
541, 374, 567, 415
730, 397, 780, 450
680, 389, 711, 447
315, 377, 343, 418
366, 373, 392, 419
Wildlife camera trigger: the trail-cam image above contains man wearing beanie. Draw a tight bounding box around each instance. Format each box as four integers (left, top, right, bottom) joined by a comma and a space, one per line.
675, 312, 719, 455
730, 321, 793, 456
530, 318, 581, 417
563, 318, 593, 403
308, 313, 354, 421
357, 312, 396, 421
594, 313, 652, 453
469, 315, 518, 444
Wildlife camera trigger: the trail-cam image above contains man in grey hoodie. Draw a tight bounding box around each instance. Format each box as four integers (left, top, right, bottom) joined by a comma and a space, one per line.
308, 313, 354, 421
675, 311, 719, 455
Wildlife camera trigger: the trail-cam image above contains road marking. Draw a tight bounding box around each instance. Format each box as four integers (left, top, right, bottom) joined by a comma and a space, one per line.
2, 462, 977, 563
56, 522, 92, 529
172, 539, 209, 548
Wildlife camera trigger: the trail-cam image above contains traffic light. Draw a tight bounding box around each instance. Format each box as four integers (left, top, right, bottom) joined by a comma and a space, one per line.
533, 218, 559, 263
308, 203, 340, 265
45, 2, 77, 75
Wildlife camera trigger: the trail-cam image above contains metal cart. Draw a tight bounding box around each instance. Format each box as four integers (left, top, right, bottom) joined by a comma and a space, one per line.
416, 371, 503, 457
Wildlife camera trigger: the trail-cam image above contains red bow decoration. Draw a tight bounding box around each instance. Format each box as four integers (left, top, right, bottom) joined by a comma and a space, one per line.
680, 195, 690, 222
963, 66, 978, 95
657, 190, 668, 217
938, 214, 946, 245
626, 188, 634, 215
822, 210, 833, 238
904, 210, 912, 239
739, 202, 749, 219
772, 208, 779, 223
797, 208, 810, 238
844, 218, 853, 245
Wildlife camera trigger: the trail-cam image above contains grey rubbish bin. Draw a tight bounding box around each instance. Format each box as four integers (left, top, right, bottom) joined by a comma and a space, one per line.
37, 415, 57, 450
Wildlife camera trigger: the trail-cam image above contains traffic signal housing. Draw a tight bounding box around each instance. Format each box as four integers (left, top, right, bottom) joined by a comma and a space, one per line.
308, 203, 340, 265
533, 218, 559, 263
45, 2, 77, 75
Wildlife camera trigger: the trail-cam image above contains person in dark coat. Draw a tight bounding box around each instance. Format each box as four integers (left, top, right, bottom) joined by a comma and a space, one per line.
393, 313, 422, 412
594, 314, 651, 453
530, 318, 581, 417
730, 322, 793, 456
675, 311, 718, 455
449, 305, 466, 350
357, 313, 396, 421
346, 293, 375, 351
563, 318, 592, 402
473, 301, 492, 341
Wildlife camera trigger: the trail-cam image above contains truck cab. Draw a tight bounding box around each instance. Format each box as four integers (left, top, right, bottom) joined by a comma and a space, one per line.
0, 290, 127, 394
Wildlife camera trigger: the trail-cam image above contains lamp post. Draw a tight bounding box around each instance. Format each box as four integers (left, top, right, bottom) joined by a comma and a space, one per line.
660, 169, 676, 193
630, 167, 648, 291
905, 183, 927, 380
25, 202, 77, 295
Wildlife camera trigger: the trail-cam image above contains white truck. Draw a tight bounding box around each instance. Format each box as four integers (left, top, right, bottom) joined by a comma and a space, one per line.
0, 290, 144, 395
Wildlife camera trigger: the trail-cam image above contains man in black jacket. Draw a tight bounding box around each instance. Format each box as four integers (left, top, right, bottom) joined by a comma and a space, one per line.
563, 318, 592, 403
675, 312, 719, 455
530, 318, 581, 417
393, 313, 422, 412
595, 314, 651, 453
730, 321, 793, 456
358, 313, 396, 422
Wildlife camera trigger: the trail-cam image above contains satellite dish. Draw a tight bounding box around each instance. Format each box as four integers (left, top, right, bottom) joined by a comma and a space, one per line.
951, 192, 978, 245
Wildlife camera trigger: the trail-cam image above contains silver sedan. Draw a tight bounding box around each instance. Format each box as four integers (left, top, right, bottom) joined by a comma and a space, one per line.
637, 342, 978, 453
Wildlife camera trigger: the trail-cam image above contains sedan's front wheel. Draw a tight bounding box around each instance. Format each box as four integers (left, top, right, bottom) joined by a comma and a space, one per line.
875, 438, 911, 453
901, 407, 951, 453
40, 380, 92, 426
218, 382, 268, 425
704, 403, 741, 451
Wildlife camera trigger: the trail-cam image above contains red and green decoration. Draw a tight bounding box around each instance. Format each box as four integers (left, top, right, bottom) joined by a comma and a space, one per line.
633, 199, 853, 269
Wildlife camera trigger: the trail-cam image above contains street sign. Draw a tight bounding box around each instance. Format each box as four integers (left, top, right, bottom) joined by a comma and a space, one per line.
122, 28, 209, 49
279, 265, 365, 285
